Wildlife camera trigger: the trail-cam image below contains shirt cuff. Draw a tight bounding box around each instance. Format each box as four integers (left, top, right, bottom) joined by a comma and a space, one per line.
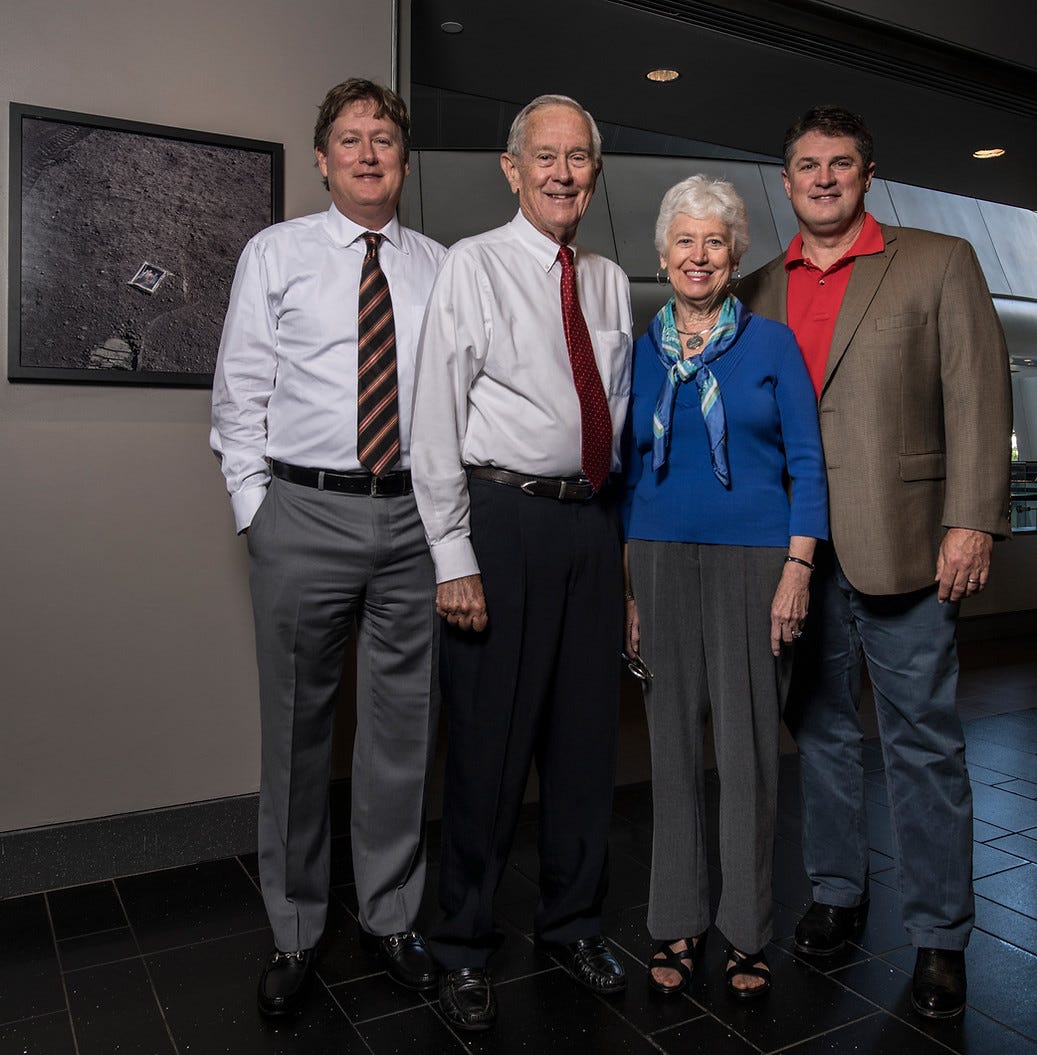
430, 537, 481, 584
231, 484, 268, 534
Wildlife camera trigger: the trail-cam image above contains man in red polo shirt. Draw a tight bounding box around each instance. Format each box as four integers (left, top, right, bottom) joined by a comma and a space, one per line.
739, 105, 1011, 1020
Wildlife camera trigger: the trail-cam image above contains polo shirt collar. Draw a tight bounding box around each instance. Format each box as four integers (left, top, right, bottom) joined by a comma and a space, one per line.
785, 212, 884, 273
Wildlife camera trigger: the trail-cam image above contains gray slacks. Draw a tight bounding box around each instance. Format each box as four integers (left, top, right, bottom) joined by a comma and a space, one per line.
628, 540, 789, 953
247, 476, 438, 951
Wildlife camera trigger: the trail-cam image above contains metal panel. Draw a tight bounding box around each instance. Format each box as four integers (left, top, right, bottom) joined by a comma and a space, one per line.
979, 201, 1037, 300
885, 183, 1009, 294
413, 150, 617, 259
603, 156, 783, 279
630, 281, 672, 337
759, 166, 900, 253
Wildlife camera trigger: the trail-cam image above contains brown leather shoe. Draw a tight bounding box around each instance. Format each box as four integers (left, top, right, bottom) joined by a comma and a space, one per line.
911, 948, 966, 1019
794, 901, 868, 956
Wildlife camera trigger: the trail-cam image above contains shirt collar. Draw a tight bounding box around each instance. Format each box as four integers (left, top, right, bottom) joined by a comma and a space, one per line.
509, 209, 577, 272
784, 212, 884, 272
325, 203, 405, 252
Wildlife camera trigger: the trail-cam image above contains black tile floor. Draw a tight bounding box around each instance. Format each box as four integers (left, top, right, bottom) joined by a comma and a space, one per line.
3, 636, 1036, 1054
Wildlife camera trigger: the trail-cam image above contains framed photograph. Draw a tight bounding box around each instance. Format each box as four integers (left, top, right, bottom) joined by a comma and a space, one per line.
8, 103, 284, 386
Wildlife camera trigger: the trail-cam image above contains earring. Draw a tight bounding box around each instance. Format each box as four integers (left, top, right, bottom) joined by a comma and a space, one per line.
729, 267, 742, 285
655, 267, 669, 285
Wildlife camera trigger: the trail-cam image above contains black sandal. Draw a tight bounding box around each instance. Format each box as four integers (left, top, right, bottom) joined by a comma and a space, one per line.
725, 946, 771, 1000
647, 934, 705, 996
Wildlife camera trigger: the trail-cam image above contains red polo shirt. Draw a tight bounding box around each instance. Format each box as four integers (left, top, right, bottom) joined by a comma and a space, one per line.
785, 213, 885, 396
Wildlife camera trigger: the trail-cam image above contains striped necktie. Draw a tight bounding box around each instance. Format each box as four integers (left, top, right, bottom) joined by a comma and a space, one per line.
357, 232, 400, 477
557, 245, 611, 491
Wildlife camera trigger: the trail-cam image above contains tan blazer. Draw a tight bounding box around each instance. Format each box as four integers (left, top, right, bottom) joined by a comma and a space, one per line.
738, 223, 1011, 595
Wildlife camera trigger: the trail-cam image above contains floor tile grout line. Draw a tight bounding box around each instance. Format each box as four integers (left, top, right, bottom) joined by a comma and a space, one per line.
607, 933, 764, 1054
53, 922, 129, 945
111, 881, 181, 1055
42, 891, 82, 1055
317, 972, 378, 1054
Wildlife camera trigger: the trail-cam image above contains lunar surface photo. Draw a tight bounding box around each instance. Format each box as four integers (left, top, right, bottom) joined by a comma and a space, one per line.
10, 106, 282, 384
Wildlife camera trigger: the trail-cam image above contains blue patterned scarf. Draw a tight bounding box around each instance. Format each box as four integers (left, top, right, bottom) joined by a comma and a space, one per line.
651, 294, 750, 485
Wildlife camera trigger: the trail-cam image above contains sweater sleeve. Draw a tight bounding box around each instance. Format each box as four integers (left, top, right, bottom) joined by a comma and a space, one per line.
774, 328, 829, 541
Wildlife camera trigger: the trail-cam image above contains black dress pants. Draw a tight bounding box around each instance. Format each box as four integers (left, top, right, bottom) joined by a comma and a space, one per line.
430, 478, 624, 969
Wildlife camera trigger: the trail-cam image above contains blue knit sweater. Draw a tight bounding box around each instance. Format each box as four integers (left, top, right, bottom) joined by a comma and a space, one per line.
621, 306, 829, 546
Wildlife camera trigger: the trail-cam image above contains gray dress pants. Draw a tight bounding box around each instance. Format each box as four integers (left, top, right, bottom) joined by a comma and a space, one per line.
247, 476, 438, 951
628, 540, 789, 953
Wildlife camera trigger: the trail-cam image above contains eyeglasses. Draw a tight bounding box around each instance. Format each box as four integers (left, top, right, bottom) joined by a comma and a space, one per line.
622, 651, 652, 683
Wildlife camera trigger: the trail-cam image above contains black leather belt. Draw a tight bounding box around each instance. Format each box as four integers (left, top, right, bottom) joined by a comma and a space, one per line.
468, 465, 597, 502
270, 459, 412, 497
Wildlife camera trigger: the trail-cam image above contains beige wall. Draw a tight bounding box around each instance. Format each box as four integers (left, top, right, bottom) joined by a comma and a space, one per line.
0, 0, 393, 831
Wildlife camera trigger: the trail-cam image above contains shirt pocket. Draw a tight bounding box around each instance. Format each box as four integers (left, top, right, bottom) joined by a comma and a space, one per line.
593, 329, 632, 396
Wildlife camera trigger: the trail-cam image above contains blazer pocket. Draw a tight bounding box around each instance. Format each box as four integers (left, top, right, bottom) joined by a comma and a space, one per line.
898, 451, 945, 481
875, 311, 927, 331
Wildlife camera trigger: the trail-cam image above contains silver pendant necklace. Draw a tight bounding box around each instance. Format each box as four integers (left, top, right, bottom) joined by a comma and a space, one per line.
675, 323, 714, 351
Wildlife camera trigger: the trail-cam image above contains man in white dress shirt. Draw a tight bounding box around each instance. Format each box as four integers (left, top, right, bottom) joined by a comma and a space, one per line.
411, 94, 634, 1031
211, 79, 445, 1018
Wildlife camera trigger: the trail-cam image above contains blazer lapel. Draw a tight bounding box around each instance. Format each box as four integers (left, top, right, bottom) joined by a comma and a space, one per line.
822, 227, 898, 395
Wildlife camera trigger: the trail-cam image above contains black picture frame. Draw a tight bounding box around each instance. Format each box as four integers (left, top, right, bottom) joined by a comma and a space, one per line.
7, 103, 284, 386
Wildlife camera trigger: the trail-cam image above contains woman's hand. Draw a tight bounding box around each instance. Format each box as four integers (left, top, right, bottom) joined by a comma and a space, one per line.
770, 562, 810, 656
625, 597, 640, 657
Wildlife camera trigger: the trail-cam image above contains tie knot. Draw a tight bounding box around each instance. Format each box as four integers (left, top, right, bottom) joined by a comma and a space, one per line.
557, 245, 575, 269
363, 232, 382, 258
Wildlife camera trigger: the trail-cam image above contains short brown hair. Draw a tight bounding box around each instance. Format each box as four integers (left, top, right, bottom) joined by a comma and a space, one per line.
782, 104, 874, 172
313, 79, 411, 187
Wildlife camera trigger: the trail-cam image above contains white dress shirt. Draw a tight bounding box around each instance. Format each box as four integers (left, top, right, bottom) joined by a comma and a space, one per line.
210, 204, 447, 532
411, 210, 633, 583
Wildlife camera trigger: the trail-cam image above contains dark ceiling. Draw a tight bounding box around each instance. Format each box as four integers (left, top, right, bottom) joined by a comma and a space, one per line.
410, 0, 1037, 210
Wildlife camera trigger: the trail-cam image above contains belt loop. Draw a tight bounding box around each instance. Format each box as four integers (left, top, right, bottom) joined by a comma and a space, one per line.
317, 470, 325, 491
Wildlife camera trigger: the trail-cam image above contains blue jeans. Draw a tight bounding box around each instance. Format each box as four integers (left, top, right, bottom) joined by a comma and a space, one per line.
786, 547, 974, 950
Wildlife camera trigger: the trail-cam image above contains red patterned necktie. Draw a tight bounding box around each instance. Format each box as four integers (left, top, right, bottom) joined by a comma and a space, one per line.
357, 232, 400, 477
557, 245, 612, 491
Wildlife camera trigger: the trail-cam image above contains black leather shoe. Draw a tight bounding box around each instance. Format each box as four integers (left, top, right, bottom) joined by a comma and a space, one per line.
911, 948, 966, 1019
794, 901, 868, 956
257, 948, 313, 1017
554, 936, 627, 995
438, 967, 496, 1031
359, 929, 437, 991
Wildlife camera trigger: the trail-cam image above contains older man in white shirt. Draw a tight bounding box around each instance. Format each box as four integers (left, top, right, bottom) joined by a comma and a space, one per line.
411, 94, 633, 1032
211, 79, 445, 1018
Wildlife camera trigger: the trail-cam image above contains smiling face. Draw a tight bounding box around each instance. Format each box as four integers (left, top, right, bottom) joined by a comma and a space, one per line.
782, 130, 873, 240
500, 104, 599, 245
315, 98, 408, 228
661, 213, 735, 316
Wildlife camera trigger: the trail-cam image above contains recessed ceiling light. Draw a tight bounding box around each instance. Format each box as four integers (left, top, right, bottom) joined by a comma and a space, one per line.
646, 68, 680, 83
972, 147, 1006, 159
440, 20, 463, 34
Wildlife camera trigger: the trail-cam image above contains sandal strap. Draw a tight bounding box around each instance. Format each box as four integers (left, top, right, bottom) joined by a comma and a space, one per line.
725, 946, 770, 982
651, 940, 689, 974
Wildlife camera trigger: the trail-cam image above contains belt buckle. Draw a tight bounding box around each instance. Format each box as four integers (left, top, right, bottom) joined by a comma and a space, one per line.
316, 470, 326, 491
370, 474, 384, 497
520, 479, 539, 497
558, 480, 571, 501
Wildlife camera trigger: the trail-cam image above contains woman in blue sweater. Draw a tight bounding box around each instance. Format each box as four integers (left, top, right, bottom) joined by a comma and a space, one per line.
621, 175, 827, 1000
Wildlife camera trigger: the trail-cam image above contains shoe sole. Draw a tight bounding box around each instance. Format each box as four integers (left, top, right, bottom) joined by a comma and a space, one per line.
793, 939, 846, 956
911, 996, 966, 1019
